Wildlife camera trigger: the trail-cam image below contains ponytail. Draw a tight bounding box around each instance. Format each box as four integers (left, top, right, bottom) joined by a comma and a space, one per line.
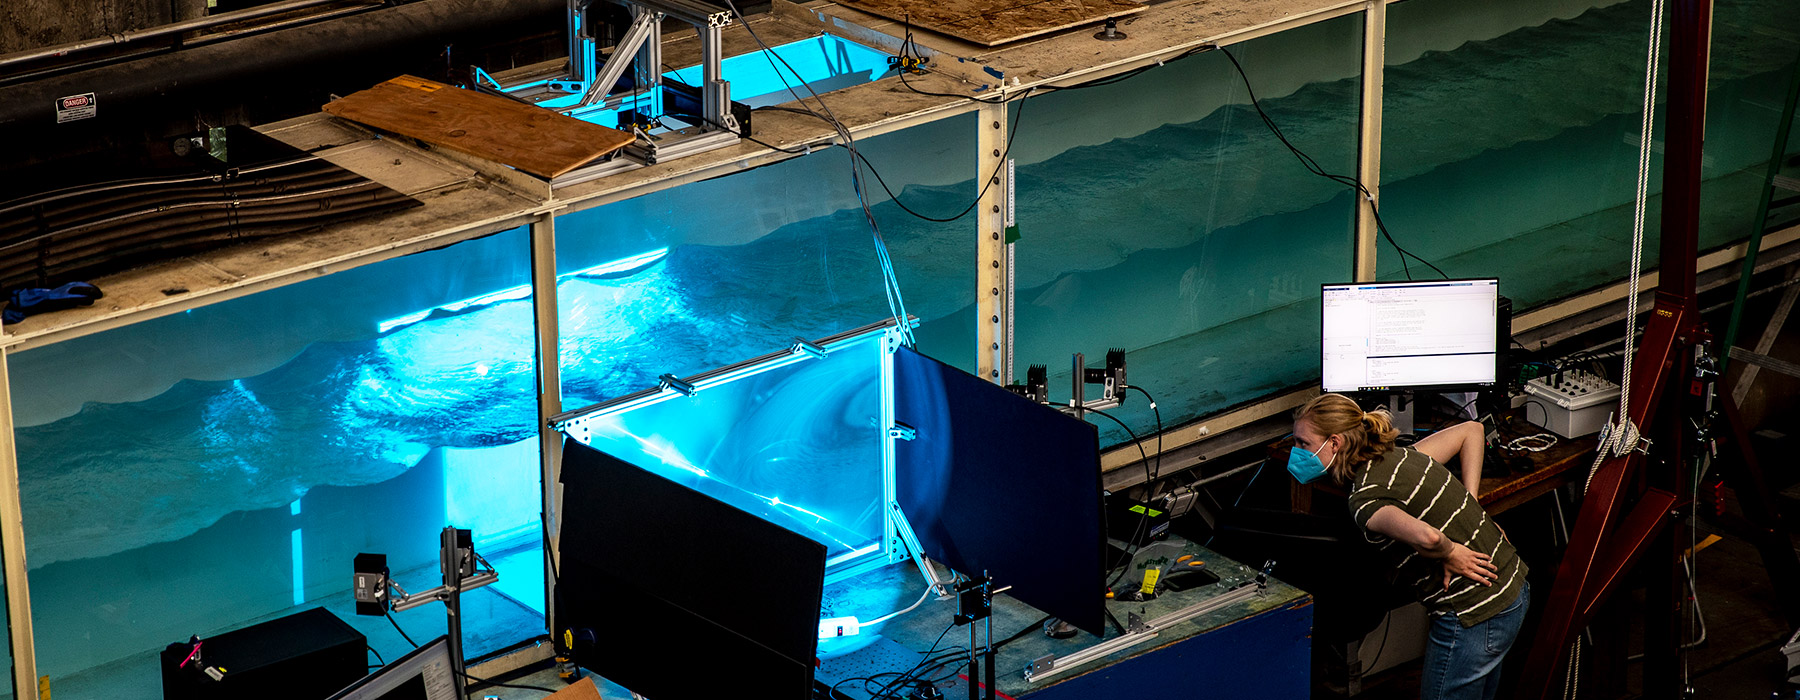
1295, 393, 1399, 483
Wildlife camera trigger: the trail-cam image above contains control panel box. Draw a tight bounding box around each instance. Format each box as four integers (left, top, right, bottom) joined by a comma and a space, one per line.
1521, 369, 1620, 438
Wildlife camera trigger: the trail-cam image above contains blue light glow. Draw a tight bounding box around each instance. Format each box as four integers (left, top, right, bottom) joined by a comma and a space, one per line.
538, 35, 893, 126
377, 248, 669, 334
289, 527, 303, 606
572, 335, 888, 561
663, 35, 894, 109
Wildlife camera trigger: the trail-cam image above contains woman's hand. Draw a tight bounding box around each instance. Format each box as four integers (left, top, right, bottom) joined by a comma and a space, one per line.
1439, 541, 1499, 589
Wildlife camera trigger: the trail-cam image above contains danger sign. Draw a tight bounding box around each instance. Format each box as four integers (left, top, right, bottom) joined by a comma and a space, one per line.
55, 93, 97, 123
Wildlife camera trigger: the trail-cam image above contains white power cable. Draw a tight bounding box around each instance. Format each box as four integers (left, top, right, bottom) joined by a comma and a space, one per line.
863, 584, 936, 626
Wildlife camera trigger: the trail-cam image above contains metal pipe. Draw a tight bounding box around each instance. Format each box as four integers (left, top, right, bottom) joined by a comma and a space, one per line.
0, 0, 354, 71
0, 0, 562, 133
528, 215, 564, 637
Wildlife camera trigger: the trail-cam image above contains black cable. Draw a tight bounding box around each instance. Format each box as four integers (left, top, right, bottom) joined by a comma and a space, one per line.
456, 669, 558, 695
1523, 399, 1549, 427
1085, 406, 1154, 487
871, 620, 960, 699
1215, 46, 1448, 281
1367, 609, 1393, 673
366, 644, 387, 667
1127, 385, 1165, 489
757, 92, 1033, 223
1084, 407, 1157, 590
720, 0, 921, 342
995, 614, 1054, 650
384, 610, 418, 649
1206, 456, 1270, 548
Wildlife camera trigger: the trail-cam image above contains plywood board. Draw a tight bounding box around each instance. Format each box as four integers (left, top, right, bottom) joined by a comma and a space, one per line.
835, 0, 1146, 47
322, 75, 633, 180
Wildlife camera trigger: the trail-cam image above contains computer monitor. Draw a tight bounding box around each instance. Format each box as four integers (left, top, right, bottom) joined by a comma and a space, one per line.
557, 437, 828, 700
325, 635, 460, 700
891, 346, 1107, 637
1321, 278, 1501, 393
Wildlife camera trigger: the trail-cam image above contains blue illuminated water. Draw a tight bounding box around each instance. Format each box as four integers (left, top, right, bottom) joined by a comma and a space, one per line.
8, 0, 1799, 695
539, 35, 896, 128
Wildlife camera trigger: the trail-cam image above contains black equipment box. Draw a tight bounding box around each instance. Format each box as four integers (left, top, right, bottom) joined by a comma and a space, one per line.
161, 607, 367, 700
1107, 494, 1171, 547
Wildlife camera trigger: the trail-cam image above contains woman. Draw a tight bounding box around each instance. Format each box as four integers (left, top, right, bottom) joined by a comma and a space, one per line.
1290, 393, 1529, 700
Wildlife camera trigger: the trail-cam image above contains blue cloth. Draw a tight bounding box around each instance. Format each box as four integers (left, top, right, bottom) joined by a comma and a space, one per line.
1421, 579, 1531, 700
3, 282, 103, 324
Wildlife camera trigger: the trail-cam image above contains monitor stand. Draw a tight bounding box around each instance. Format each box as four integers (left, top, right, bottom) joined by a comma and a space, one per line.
1387, 393, 1415, 435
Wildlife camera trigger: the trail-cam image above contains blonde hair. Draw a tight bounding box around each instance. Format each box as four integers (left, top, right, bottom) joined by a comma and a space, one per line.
1294, 393, 1399, 484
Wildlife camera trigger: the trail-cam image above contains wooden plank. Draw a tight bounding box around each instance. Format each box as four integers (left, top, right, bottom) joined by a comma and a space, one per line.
322, 75, 633, 180
836, 0, 1146, 47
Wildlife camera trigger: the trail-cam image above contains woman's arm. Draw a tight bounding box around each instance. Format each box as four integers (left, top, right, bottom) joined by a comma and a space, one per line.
1416, 420, 1486, 498
1366, 504, 1498, 588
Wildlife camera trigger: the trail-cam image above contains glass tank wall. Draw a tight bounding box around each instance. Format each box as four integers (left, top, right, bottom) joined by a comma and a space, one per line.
553, 112, 980, 409
1380, 0, 1800, 305
6, 229, 547, 700
561, 326, 892, 573
1010, 15, 1366, 446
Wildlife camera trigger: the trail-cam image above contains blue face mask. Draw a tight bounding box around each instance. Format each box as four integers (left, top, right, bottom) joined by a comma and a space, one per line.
1287, 441, 1333, 484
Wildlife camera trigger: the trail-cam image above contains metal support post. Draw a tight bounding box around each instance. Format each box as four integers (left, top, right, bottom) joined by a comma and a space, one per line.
700, 24, 736, 131
0, 348, 38, 700
1353, 0, 1385, 282
977, 100, 1012, 384
529, 216, 564, 636
567, 0, 596, 89
634, 5, 665, 119
441, 528, 467, 676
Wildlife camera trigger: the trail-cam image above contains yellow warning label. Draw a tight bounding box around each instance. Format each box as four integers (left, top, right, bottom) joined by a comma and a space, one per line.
39, 675, 51, 700
389, 76, 443, 92
1140, 569, 1160, 595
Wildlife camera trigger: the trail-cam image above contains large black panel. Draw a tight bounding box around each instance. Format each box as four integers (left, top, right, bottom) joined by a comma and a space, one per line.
160, 607, 366, 700
891, 346, 1106, 636
558, 437, 827, 700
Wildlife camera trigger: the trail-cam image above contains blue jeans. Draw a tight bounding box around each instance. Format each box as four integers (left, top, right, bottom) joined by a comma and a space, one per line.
1421, 580, 1530, 700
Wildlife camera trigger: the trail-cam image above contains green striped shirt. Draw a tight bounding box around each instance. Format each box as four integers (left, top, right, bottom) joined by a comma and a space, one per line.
1347, 447, 1527, 627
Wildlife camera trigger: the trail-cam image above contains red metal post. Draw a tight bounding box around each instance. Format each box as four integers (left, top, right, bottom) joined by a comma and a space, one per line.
1516, 0, 1711, 696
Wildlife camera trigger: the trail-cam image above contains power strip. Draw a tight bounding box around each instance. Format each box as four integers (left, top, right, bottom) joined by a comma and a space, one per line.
1520, 369, 1620, 438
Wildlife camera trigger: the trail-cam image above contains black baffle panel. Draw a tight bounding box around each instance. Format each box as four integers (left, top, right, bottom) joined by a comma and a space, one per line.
160, 607, 367, 700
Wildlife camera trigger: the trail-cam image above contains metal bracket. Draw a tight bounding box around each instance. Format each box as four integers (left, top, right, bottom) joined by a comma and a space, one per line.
576, 8, 662, 110
792, 337, 828, 359
658, 373, 697, 396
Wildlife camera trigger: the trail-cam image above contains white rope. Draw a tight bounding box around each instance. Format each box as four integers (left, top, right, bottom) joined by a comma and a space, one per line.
1588, 0, 1666, 491
1567, 7, 1668, 700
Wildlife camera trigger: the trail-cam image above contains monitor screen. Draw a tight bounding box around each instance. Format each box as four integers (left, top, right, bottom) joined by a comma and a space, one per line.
1321, 278, 1500, 393
891, 346, 1106, 637
558, 436, 828, 700
326, 635, 460, 700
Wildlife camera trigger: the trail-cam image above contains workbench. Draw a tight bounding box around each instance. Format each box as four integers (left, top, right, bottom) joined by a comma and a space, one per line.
817, 539, 1312, 700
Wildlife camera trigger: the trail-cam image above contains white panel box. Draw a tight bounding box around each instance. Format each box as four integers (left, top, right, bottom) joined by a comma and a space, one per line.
1521, 369, 1621, 438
